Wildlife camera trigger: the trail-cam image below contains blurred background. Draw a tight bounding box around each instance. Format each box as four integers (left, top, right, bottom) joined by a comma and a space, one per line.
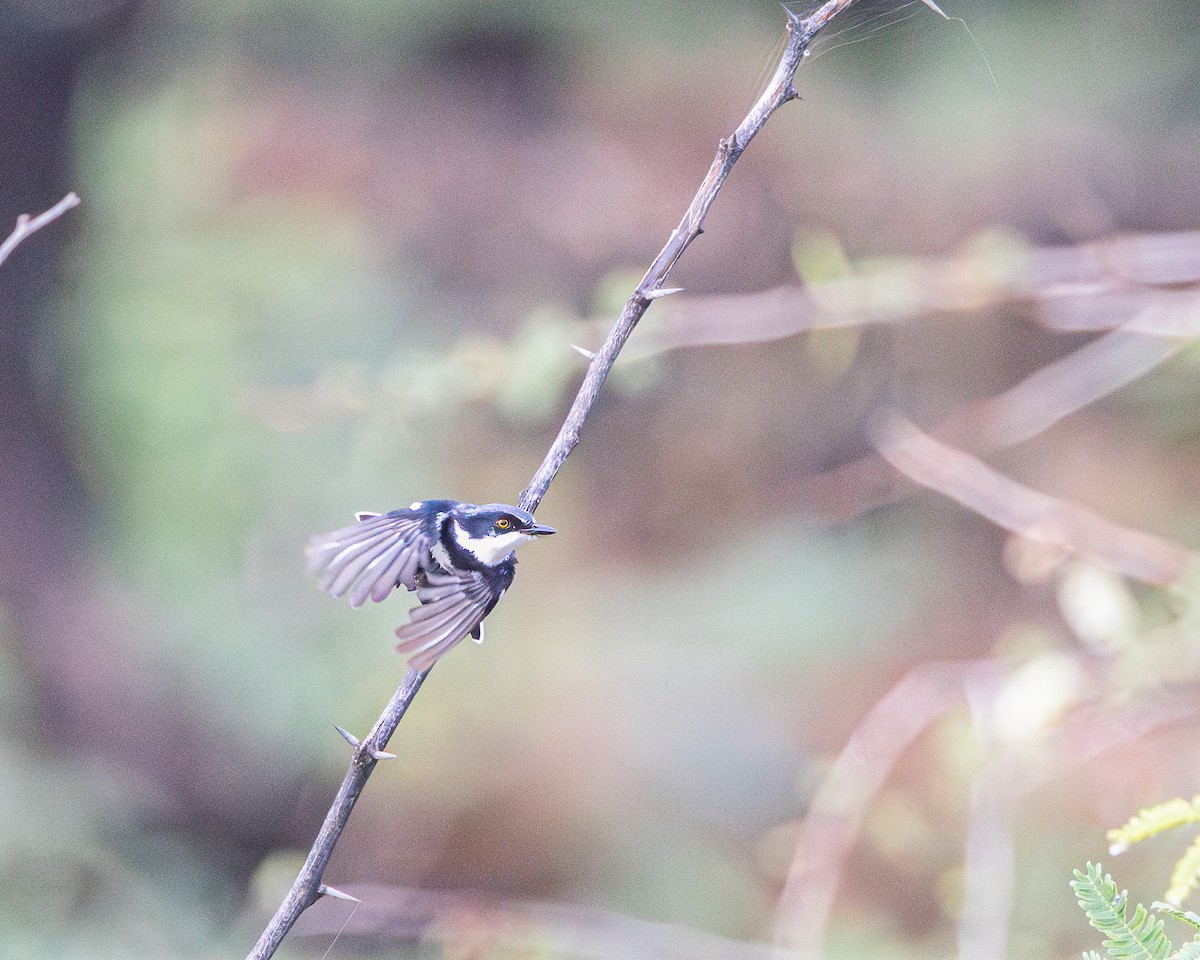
3, 0, 1200, 957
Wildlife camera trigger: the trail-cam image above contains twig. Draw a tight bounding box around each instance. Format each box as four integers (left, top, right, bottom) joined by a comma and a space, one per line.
248, 3, 861, 957
0, 192, 80, 269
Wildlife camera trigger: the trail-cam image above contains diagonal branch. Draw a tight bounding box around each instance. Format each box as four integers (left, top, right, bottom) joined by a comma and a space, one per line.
247, 668, 429, 959
799, 325, 1189, 526
520, 0, 853, 512
248, 3, 874, 956
871, 413, 1198, 586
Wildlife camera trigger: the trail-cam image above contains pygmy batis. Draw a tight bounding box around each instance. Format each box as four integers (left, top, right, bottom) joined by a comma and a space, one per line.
307, 500, 555, 671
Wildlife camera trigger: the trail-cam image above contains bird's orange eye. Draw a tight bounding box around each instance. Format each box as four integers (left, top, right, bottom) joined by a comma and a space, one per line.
496, 517, 511, 529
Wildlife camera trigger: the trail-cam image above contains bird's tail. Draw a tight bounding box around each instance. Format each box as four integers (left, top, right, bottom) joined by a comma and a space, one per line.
396, 627, 475, 672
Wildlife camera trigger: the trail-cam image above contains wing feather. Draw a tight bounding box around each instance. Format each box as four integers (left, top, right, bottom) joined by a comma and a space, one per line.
307, 512, 430, 606
311, 508, 516, 671
309, 529, 393, 585
370, 548, 421, 604
346, 538, 413, 608
400, 607, 484, 672
395, 569, 499, 671
326, 532, 403, 597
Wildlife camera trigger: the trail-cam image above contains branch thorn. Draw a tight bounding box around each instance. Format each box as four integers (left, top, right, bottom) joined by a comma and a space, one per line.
370, 749, 396, 761
646, 287, 684, 301
318, 884, 361, 903
570, 344, 596, 360
334, 725, 361, 747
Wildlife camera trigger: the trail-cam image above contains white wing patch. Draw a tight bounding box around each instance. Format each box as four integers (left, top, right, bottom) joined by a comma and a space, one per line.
430, 539, 454, 572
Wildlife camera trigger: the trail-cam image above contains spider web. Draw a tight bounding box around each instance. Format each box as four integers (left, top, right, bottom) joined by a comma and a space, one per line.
787, 0, 949, 61
782, 0, 996, 91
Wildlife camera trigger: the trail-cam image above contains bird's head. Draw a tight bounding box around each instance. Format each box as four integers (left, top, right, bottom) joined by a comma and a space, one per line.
449, 503, 555, 566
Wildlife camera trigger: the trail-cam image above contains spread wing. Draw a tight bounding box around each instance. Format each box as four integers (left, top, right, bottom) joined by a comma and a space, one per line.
306, 511, 430, 608
394, 566, 508, 672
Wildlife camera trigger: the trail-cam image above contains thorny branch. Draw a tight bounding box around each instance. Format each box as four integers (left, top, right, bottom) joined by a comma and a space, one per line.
0, 192, 80, 269
247, 669, 428, 959
247, 2, 861, 957
519, 0, 854, 512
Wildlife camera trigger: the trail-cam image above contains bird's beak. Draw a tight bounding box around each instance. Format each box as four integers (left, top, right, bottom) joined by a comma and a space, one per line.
528, 522, 556, 536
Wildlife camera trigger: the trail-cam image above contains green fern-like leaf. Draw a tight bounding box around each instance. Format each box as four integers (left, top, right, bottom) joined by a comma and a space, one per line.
1073, 862, 1172, 960
1166, 836, 1200, 906
1109, 799, 1200, 855
1167, 939, 1200, 960
1154, 904, 1200, 932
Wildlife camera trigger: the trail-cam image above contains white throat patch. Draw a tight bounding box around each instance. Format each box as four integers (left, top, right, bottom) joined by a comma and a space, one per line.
451, 520, 532, 566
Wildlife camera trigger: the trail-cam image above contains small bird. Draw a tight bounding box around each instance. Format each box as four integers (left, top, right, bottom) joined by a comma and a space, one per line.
307, 500, 555, 671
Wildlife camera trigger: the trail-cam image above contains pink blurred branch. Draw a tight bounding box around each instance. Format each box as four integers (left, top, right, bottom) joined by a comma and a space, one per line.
801, 324, 1187, 525
940, 330, 1183, 449
772, 658, 1200, 960
872, 414, 1197, 586
773, 660, 1003, 955
625, 232, 1200, 358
